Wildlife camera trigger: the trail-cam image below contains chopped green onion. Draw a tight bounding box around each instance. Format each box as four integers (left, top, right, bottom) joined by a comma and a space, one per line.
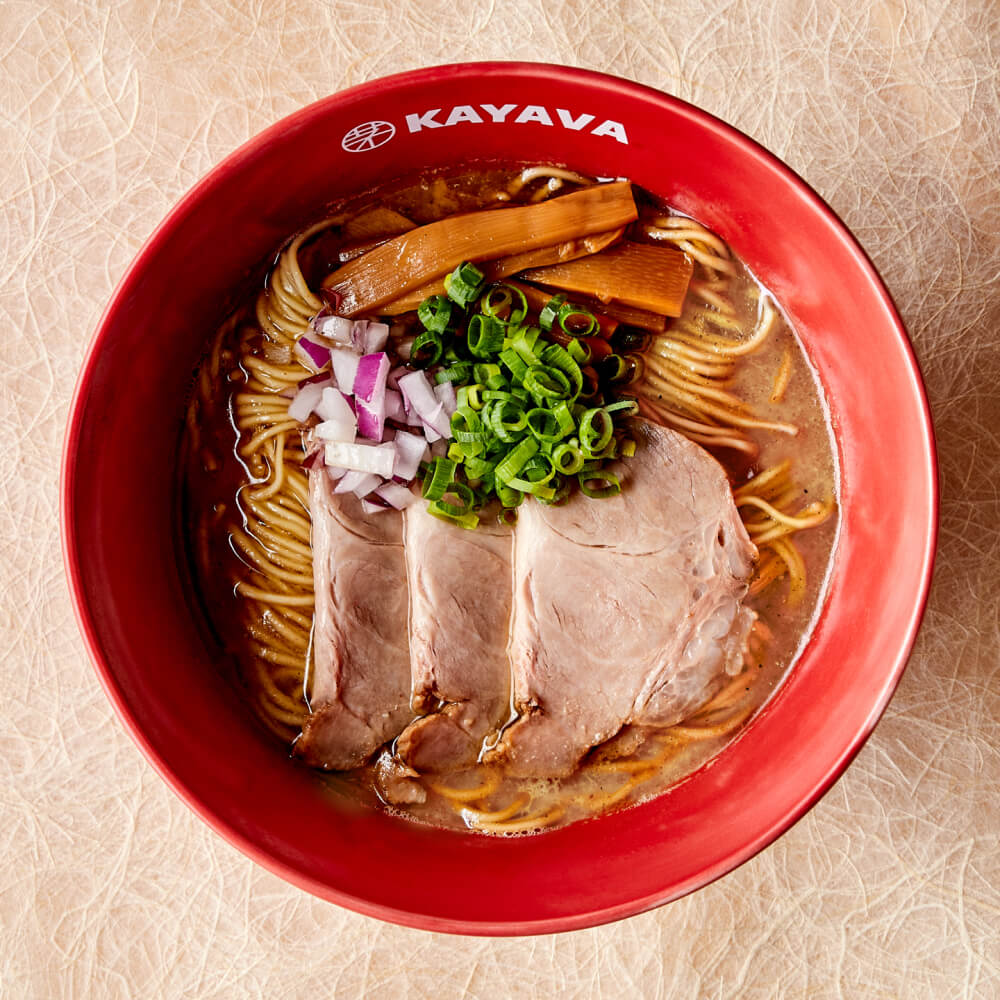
457, 383, 486, 410
622, 353, 644, 384
505, 477, 556, 500
540, 343, 583, 399
418, 295, 455, 334
567, 338, 591, 365
538, 474, 572, 506
494, 437, 539, 484
427, 500, 480, 530
422, 457, 456, 500
435, 362, 472, 383
463, 455, 495, 480
600, 353, 629, 382
473, 362, 504, 388
558, 301, 598, 337
526, 407, 562, 443
411, 329, 444, 366
444, 262, 486, 307
481, 283, 527, 326
579, 470, 621, 499
498, 348, 528, 384
486, 398, 528, 442
524, 363, 572, 402
467, 314, 505, 358
410, 267, 640, 526
552, 441, 584, 475
604, 399, 639, 418
551, 400, 576, 437
496, 480, 523, 508
508, 325, 543, 366
579, 407, 615, 456
538, 294, 567, 331
434, 481, 475, 516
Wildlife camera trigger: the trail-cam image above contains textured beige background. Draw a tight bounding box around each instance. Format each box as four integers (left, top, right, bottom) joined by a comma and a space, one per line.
2, 0, 998, 997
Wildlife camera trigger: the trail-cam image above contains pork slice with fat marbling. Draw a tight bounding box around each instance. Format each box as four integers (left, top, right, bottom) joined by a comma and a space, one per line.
295, 469, 414, 770
392, 505, 513, 776
491, 418, 756, 778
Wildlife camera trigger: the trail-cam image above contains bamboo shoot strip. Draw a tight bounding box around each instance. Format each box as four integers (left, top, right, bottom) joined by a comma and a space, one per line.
381, 229, 625, 316
520, 241, 694, 318
322, 182, 639, 317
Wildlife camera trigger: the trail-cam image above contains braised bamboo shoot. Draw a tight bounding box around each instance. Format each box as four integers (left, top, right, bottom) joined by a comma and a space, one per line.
520, 241, 693, 318
322, 182, 638, 316
382, 230, 624, 316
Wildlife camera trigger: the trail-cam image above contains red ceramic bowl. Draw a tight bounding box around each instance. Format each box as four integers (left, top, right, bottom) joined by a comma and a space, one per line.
61, 63, 936, 934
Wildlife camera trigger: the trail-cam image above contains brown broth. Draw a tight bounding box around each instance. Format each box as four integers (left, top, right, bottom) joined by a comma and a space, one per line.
180, 167, 840, 835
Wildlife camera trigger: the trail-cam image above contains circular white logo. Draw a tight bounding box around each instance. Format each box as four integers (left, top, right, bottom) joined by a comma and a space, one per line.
341, 120, 396, 152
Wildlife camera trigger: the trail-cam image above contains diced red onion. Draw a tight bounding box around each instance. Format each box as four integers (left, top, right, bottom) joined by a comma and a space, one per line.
353, 353, 391, 441
330, 348, 360, 395
334, 470, 381, 498
323, 440, 396, 478
361, 499, 391, 515
287, 382, 325, 423
397, 370, 452, 439
433, 380, 458, 418
363, 322, 390, 355
353, 353, 390, 403
315, 417, 355, 443
317, 387, 356, 426
386, 366, 408, 390
294, 335, 332, 372
314, 315, 355, 345
384, 389, 405, 422
375, 481, 416, 510
394, 337, 414, 361
325, 464, 347, 480
356, 401, 384, 441
421, 402, 451, 440
392, 430, 429, 481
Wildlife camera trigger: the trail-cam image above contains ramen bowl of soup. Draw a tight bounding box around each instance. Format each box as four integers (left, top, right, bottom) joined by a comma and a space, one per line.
61, 63, 936, 934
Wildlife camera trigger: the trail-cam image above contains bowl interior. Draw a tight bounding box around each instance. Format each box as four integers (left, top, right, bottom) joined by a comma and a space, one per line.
62, 63, 936, 935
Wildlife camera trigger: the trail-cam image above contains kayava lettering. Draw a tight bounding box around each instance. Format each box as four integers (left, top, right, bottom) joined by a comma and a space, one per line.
403, 105, 629, 145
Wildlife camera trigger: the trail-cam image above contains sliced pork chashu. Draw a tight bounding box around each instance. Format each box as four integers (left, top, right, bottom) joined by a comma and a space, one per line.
295, 470, 413, 770
492, 418, 756, 778
393, 506, 513, 774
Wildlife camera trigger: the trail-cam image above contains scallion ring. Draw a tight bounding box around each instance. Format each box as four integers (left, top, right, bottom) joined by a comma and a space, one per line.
417, 295, 455, 334
467, 314, 505, 358
411, 329, 444, 366
444, 262, 486, 308
524, 364, 572, 402
421, 457, 456, 500
538, 294, 567, 332
552, 441, 584, 475
579, 407, 615, 455
558, 301, 598, 338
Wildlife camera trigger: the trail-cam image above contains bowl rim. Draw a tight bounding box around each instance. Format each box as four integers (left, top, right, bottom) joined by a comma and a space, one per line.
61, 60, 938, 936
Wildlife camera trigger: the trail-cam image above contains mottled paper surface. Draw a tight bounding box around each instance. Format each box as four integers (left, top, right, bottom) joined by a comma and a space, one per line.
2, 1, 998, 996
